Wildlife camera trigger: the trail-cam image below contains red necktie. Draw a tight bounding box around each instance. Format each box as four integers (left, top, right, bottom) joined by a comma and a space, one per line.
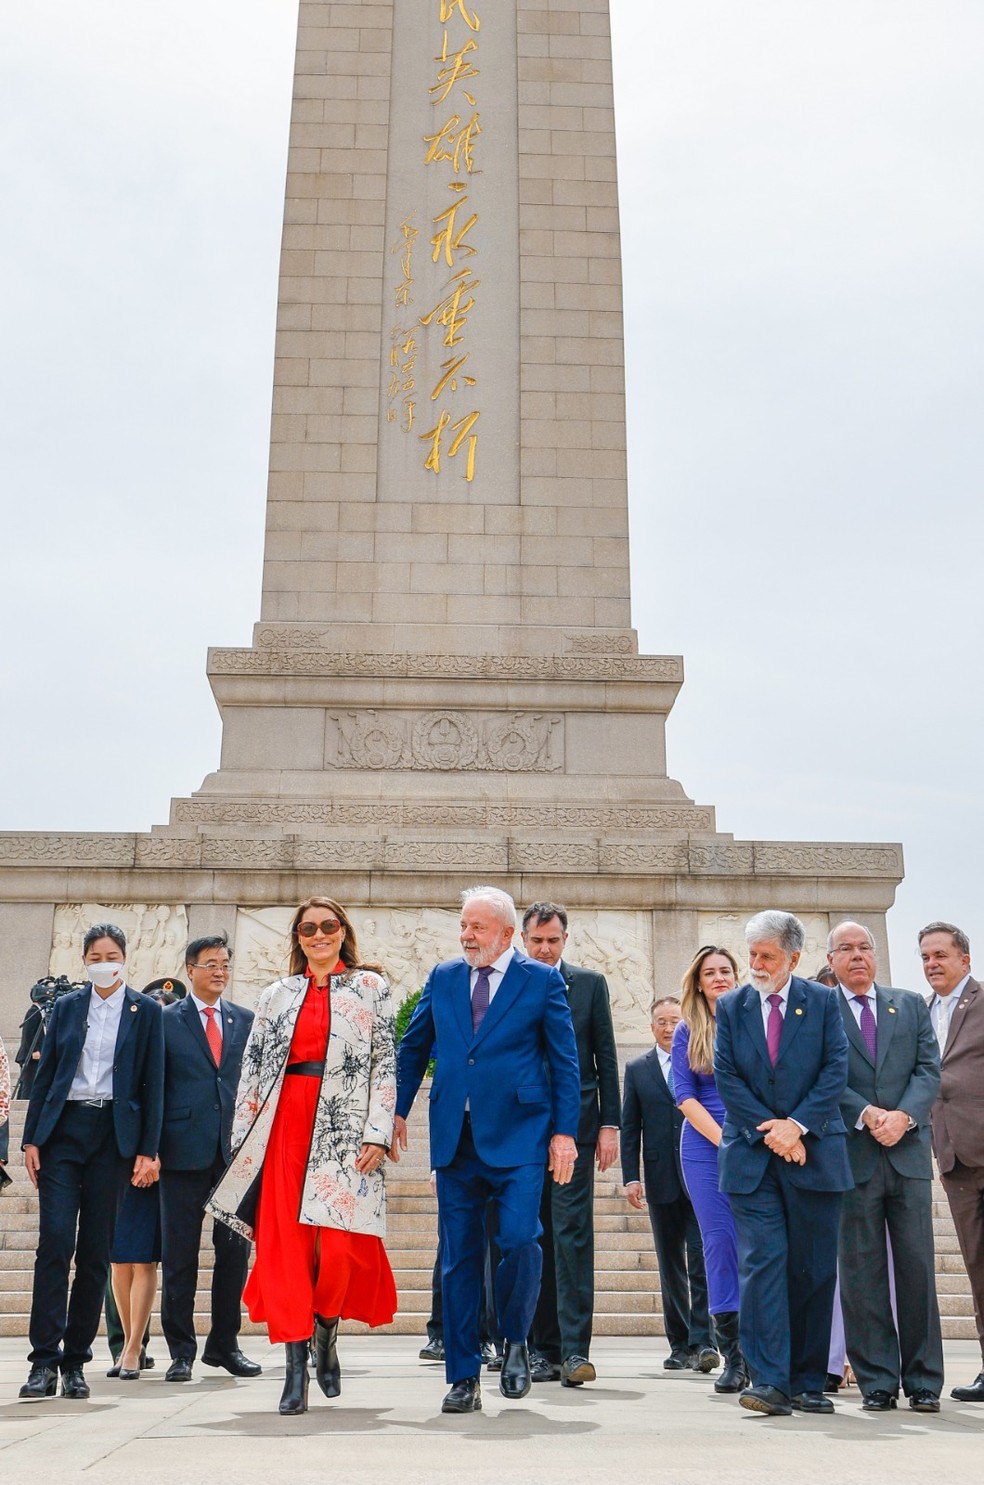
766, 993, 783, 1065
203, 1005, 222, 1065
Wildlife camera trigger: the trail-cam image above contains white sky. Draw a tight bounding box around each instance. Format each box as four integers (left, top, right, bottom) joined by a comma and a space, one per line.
1, 2, 981, 985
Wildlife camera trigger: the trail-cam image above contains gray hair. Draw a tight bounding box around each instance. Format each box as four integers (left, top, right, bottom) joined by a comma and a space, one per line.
650, 994, 681, 1017
460, 885, 517, 929
826, 921, 876, 954
745, 910, 805, 956
918, 921, 971, 957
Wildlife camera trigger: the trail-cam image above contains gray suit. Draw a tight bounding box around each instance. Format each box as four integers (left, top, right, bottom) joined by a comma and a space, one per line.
837, 983, 943, 1397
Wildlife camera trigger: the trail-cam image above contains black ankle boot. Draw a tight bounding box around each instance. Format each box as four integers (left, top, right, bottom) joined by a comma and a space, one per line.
712, 1312, 748, 1393
314, 1314, 341, 1398
279, 1340, 310, 1415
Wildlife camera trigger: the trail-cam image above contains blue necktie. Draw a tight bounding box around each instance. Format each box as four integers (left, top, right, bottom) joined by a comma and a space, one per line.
665, 1060, 675, 1097
472, 967, 491, 1036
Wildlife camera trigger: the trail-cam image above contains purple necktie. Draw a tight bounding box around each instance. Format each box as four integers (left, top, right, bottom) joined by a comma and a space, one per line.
471, 967, 491, 1036
766, 993, 783, 1065
854, 994, 877, 1060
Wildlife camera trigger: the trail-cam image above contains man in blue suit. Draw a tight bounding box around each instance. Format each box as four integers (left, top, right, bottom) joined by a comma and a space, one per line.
392, 886, 581, 1415
714, 910, 851, 1417
159, 932, 259, 1382
20, 923, 164, 1402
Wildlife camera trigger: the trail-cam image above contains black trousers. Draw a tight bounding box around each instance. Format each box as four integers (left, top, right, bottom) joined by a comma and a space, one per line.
646, 1191, 711, 1353
839, 1159, 944, 1397
28, 1103, 129, 1370
159, 1157, 250, 1360
532, 1138, 596, 1363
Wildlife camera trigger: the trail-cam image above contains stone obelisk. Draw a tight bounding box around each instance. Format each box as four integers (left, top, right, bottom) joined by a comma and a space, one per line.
0, 0, 903, 1041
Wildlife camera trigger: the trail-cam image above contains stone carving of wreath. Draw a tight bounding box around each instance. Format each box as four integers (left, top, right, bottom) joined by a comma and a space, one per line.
411, 711, 479, 770
485, 713, 552, 771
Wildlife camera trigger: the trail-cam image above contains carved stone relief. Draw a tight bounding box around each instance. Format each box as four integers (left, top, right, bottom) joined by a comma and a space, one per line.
565, 634, 635, 655
49, 903, 189, 989
210, 645, 684, 683
230, 905, 654, 1036
695, 911, 832, 984
172, 799, 716, 832
329, 710, 562, 772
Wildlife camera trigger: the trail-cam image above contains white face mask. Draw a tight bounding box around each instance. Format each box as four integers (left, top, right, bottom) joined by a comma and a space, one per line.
87, 961, 125, 990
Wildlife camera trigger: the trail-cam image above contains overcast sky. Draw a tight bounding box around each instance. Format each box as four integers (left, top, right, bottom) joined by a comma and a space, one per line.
1, 2, 981, 984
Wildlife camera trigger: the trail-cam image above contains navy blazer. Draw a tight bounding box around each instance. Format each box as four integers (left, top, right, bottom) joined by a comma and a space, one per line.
714, 977, 852, 1194
396, 949, 581, 1169
23, 985, 164, 1160
838, 983, 939, 1184
159, 997, 254, 1170
620, 1047, 686, 1203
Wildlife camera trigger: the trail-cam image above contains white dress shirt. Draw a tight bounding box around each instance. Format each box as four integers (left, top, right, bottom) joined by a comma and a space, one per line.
931, 976, 969, 1050
190, 990, 224, 1045
656, 1044, 673, 1088
69, 983, 127, 1100
756, 975, 792, 1035
469, 946, 515, 1006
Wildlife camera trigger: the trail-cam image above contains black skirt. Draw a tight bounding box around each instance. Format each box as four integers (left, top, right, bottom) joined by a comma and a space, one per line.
111, 1182, 162, 1264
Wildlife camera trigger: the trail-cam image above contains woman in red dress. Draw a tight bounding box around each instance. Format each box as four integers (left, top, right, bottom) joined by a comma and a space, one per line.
212, 897, 397, 1415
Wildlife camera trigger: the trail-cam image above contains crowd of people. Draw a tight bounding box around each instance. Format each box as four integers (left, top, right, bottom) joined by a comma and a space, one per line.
2, 891, 983, 1423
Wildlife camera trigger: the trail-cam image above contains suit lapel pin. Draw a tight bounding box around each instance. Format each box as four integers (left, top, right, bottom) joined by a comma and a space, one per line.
130, 1004, 138, 1013
794, 1007, 803, 1015
888, 1006, 896, 1014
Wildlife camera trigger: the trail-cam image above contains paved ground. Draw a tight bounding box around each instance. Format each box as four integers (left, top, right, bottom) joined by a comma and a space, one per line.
2, 1336, 983, 1485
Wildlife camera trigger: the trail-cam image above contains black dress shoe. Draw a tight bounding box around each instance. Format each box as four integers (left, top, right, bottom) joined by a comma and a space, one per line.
861, 1390, 897, 1411
118, 1368, 141, 1381
19, 1365, 57, 1401
823, 1372, 843, 1393
561, 1355, 596, 1387
442, 1377, 481, 1413
951, 1371, 984, 1402
139, 1346, 155, 1370
739, 1384, 792, 1416
529, 1351, 561, 1382
791, 1391, 834, 1413
201, 1347, 262, 1378
106, 1363, 122, 1378
60, 1368, 90, 1399
419, 1337, 445, 1362
313, 1314, 341, 1397
694, 1345, 721, 1374
663, 1348, 694, 1371
165, 1358, 194, 1382
908, 1389, 940, 1413
486, 1351, 503, 1372
499, 1339, 532, 1400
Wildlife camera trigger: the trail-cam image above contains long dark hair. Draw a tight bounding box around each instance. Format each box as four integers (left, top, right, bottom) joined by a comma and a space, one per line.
288, 897, 364, 978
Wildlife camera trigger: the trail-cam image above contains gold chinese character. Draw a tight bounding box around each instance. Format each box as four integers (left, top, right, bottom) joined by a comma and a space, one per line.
403, 401, 416, 433
430, 353, 475, 400
424, 112, 482, 174
419, 408, 479, 481
440, 0, 480, 30
430, 34, 479, 105
419, 267, 479, 347
431, 197, 478, 267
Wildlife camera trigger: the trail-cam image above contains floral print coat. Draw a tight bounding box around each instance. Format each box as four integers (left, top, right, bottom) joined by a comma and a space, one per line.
207, 970, 396, 1241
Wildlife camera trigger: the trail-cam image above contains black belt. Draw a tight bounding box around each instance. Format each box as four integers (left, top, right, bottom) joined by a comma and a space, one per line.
68, 1097, 114, 1109
285, 1061, 325, 1078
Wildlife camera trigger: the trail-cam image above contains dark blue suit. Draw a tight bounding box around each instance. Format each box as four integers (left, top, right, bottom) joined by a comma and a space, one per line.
397, 950, 580, 1384
714, 977, 851, 1397
22, 984, 164, 1371
158, 996, 254, 1361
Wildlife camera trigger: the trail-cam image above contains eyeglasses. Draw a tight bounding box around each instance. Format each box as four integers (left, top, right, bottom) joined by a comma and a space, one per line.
191, 960, 231, 974
297, 919, 342, 938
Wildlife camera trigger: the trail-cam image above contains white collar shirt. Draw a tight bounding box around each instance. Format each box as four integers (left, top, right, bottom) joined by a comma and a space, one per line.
839, 981, 878, 1025
932, 976, 970, 1044
469, 946, 515, 1006
757, 975, 792, 1037
69, 983, 127, 1100
190, 990, 224, 1043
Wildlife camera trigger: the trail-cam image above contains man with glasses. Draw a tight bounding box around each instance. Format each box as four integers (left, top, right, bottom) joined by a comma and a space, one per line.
828, 921, 943, 1413
158, 933, 260, 1382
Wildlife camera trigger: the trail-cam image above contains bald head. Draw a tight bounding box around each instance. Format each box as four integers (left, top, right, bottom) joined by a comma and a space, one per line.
827, 921, 877, 994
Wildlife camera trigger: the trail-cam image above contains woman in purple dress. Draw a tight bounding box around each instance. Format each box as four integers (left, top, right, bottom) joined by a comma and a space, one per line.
671, 946, 748, 1393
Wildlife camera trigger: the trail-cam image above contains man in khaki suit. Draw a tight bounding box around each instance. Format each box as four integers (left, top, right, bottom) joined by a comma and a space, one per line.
920, 921, 984, 1401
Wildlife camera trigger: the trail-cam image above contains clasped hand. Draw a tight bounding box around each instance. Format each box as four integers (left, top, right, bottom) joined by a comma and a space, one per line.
862, 1106, 910, 1147
757, 1117, 806, 1165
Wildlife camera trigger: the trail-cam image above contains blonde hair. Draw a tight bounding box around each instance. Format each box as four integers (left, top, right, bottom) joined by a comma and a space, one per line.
680, 945, 739, 1074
